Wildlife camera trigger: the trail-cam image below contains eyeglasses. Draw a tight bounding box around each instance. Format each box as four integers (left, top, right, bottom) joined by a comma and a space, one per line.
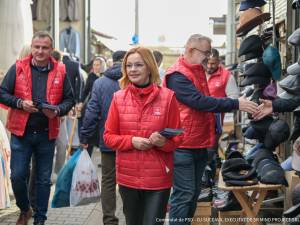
125, 63, 145, 70
193, 48, 212, 57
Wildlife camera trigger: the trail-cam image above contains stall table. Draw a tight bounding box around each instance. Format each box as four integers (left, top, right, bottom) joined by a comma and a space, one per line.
218, 174, 283, 225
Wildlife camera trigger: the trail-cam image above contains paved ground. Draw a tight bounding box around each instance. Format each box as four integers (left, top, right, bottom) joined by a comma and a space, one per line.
0, 149, 126, 225
0, 149, 285, 225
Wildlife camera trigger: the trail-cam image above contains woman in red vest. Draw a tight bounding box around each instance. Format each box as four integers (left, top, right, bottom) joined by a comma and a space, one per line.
104, 46, 182, 225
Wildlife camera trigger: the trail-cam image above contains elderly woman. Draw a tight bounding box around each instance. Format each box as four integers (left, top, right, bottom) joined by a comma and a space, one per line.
104, 46, 182, 225
81, 56, 106, 156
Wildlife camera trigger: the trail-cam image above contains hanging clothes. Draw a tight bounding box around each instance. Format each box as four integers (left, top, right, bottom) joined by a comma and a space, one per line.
36, 0, 51, 22
59, 27, 81, 58
0, 0, 33, 73
59, 0, 80, 21
31, 0, 38, 20
0, 120, 11, 209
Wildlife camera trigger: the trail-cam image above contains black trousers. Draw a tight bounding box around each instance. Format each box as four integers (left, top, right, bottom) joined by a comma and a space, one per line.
119, 185, 170, 225
101, 152, 118, 225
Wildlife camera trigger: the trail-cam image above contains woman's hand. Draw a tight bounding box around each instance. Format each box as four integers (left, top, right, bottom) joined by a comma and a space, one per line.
149, 132, 167, 147
132, 137, 153, 150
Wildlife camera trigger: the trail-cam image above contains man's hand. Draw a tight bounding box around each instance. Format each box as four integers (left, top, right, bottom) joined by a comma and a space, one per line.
238, 95, 258, 114
252, 99, 273, 120
22, 100, 38, 113
149, 131, 167, 147
132, 137, 153, 150
42, 108, 58, 119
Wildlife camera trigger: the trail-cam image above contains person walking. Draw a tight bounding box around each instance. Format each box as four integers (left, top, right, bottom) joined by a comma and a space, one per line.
0, 31, 74, 225
80, 50, 126, 225
104, 46, 183, 225
164, 34, 258, 225
81, 56, 106, 156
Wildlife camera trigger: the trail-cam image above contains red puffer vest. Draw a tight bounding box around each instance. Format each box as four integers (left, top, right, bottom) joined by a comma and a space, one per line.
6, 55, 66, 140
207, 66, 231, 123
164, 56, 215, 148
114, 84, 175, 190
207, 66, 230, 98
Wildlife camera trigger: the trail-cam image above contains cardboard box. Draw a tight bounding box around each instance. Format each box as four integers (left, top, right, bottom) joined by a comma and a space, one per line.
218, 210, 243, 225
192, 202, 212, 225
284, 171, 300, 210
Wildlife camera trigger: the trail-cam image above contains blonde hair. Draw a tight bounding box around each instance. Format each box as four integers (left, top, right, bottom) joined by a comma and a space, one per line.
119, 46, 161, 89
18, 45, 31, 60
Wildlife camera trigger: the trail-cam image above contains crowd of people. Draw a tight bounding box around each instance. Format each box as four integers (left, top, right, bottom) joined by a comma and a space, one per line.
0, 30, 299, 225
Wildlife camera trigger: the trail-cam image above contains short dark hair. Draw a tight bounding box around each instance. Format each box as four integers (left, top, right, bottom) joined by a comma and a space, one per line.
211, 48, 219, 58
52, 50, 61, 61
32, 31, 53, 48
153, 50, 163, 66
112, 50, 127, 63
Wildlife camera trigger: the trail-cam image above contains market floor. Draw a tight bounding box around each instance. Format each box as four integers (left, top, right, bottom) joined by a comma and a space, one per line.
0, 149, 126, 225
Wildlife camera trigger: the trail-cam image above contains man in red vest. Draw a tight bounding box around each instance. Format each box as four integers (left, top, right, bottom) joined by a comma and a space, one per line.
0, 31, 74, 225
164, 34, 257, 224
203, 48, 239, 200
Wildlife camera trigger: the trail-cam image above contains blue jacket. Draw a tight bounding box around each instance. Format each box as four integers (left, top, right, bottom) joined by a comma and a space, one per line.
80, 63, 121, 152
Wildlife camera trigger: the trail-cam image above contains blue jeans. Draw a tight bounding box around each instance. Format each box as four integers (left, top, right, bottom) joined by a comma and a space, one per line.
10, 130, 55, 223
169, 148, 208, 225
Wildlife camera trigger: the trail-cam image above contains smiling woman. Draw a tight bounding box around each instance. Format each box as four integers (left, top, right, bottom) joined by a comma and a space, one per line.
119, 46, 161, 88
104, 46, 183, 225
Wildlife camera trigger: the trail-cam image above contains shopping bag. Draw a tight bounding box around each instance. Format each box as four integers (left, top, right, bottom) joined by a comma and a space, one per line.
51, 149, 81, 208
70, 150, 100, 206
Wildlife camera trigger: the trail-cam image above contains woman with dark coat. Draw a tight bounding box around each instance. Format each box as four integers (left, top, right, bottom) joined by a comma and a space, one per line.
81, 56, 106, 156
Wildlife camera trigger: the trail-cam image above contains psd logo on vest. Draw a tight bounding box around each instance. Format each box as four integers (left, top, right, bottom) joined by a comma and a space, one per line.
153, 107, 161, 116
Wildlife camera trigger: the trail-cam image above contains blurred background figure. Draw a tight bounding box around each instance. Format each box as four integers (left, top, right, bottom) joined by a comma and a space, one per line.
106, 58, 114, 68
153, 50, 165, 81
81, 56, 107, 157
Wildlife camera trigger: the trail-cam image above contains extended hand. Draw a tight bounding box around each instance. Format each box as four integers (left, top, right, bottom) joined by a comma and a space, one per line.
132, 137, 153, 150
149, 131, 167, 147
252, 99, 273, 120
238, 95, 258, 114
22, 100, 38, 113
42, 108, 57, 119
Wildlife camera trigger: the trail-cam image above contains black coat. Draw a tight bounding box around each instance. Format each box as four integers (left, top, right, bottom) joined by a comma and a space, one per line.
62, 55, 82, 103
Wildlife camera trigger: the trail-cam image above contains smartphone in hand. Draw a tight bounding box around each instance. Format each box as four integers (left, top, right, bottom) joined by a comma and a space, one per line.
159, 128, 183, 139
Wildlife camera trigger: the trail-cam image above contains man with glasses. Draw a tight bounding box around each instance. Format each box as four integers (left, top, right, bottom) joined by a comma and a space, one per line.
163, 34, 257, 225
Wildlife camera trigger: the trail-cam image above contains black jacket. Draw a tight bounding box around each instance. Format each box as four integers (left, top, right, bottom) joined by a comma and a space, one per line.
62, 55, 83, 103
273, 96, 300, 112
166, 72, 239, 112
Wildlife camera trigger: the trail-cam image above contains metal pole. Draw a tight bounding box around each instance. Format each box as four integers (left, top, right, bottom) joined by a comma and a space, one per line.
226, 0, 236, 66
135, 0, 139, 44
84, 0, 91, 63
53, 0, 59, 49
271, 0, 276, 46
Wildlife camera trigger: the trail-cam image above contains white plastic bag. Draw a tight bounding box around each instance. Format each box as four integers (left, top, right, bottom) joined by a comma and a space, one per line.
70, 150, 100, 206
